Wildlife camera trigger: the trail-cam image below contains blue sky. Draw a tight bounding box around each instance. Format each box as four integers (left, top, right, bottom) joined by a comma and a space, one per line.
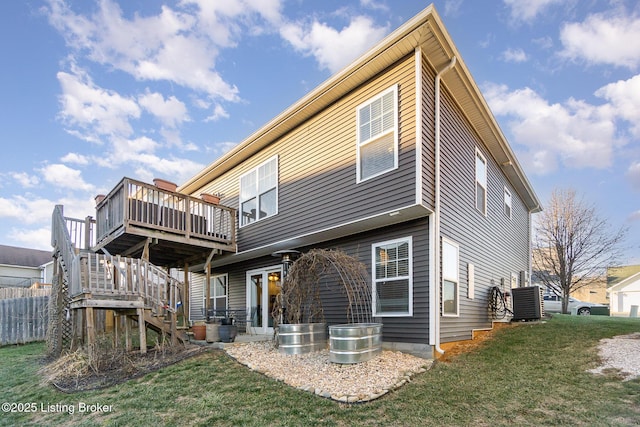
0, 0, 639, 264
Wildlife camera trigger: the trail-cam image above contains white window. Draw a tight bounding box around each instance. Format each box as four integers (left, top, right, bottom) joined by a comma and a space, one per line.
357, 85, 399, 182
372, 237, 412, 316
504, 187, 512, 218
442, 238, 459, 316
240, 156, 278, 227
207, 274, 228, 314
475, 149, 487, 215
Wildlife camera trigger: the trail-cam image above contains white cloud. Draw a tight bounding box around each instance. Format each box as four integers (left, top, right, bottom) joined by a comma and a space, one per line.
138, 91, 190, 128
503, 0, 564, 23
484, 83, 622, 174
359, 0, 389, 12
280, 15, 388, 73
57, 67, 140, 139
11, 172, 40, 188
502, 48, 528, 63
627, 161, 640, 192
0, 195, 56, 224
61, 152, 90, 165
595, 74, 640, 137
94, 136, 203, 183
559, 12, 640, 69
443, 0, 464, 17
45, 0, 257, 101
204, 104, 230, 122
39, 163, 95, 191
8, 227, 53, 251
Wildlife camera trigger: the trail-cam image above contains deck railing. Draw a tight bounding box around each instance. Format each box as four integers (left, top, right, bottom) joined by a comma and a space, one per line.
78, 252, 183, 312
51, 205, 81, 295
95, 177, 236, 248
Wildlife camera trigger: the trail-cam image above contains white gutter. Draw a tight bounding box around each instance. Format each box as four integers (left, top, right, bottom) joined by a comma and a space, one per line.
431, 56, 457, 355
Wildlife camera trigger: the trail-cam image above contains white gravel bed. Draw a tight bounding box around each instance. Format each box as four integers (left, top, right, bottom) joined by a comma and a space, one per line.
588, 333, 640, 381
224, 341, 432, 403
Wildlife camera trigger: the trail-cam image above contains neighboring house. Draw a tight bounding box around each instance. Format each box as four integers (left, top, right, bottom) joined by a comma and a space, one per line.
0, 244, 52, 289
571, 277, 608, 305
607, 265, 640, 316
50, 5, 540, 358
178, 5, 541, 355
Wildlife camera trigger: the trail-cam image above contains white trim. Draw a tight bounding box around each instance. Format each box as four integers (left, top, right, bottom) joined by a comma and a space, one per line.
475, 148, 487, 216
503, 186, 512, 219
206, 273, 228, 313
467, 263, 475, 299
429, 213, 437, 346
372, 236, 413, 317
415, 47, 423, 205
356, 84, 399, 183
441, 237, 460, 317
239, 155, 279, 228
246, 265, 283, 335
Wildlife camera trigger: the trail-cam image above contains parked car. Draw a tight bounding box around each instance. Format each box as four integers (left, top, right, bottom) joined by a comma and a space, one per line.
543, 294, 608, 315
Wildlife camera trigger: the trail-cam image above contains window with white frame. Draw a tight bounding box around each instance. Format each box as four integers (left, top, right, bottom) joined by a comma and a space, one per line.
442, 238, 459, 316
357, 85, 398, 182
504, 187, 512, 218
372, 237, 412, 316
207, 274, 228, 314
240, 156, 278, 227
475, 149, 487, 215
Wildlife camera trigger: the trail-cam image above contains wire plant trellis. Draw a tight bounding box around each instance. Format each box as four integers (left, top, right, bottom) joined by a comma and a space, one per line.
272, 249, 374, 329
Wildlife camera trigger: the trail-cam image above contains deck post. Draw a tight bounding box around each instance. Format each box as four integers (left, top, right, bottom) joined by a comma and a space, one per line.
125, 315, 132, 351
137, 308, 147, 354
183, 261, 189, 327
84, 216, 92, 250
114, 313, 120, 348
86, 307, 96, 360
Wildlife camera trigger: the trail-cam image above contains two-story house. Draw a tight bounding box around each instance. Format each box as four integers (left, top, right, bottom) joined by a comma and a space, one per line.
50, 5, 540, 358
177, 5, 541, 357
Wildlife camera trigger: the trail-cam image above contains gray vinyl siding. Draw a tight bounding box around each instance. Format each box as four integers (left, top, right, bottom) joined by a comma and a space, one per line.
437, 79, 531, 342
211, 218, 430, 344
420, 54, 436, 209
194, 54, 418, 252
189, 273, 205, 322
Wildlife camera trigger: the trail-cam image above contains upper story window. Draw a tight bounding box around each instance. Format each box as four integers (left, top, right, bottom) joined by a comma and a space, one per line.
372, 236, 412, 317
240, 156, 278, 227
504, 187, 512, 218
357, 85, 399, 182
475, 149, 487, 215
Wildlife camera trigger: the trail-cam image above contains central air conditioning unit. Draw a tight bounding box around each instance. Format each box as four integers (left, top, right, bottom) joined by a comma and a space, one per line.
511, 285, 543, 321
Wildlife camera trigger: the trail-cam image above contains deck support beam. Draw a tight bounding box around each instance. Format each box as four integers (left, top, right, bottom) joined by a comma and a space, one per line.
137, 308, 147, 354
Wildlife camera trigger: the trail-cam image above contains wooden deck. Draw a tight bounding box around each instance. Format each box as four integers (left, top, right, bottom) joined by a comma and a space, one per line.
93, 177, 236, 266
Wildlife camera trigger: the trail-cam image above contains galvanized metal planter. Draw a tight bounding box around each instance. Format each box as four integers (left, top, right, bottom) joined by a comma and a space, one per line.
329, 323, 382, 364
278, 323, 327, 355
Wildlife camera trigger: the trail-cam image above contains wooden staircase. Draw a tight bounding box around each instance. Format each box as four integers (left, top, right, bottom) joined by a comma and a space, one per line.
51, 205, 189, 353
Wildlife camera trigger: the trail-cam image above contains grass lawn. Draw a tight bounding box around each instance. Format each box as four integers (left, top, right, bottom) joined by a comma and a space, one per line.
1, 315, 639, 426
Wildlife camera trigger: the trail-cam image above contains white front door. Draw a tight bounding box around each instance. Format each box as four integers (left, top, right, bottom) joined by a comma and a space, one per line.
246, 266, 282, 334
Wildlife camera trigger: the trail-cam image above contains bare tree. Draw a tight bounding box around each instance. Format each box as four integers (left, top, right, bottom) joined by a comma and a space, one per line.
533, 188, 627, 314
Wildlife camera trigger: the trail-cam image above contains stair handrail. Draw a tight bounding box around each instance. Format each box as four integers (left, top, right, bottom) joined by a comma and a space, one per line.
81, 251, 184, 313
51, 205, 81, 296
140, 259, 184, 313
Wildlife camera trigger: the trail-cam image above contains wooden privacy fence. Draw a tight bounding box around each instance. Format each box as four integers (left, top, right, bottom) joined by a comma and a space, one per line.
0, 296, 49, 345
0, 288, 51, 300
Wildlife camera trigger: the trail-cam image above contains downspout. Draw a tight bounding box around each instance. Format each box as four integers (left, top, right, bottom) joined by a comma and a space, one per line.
432, 56, 457, 355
